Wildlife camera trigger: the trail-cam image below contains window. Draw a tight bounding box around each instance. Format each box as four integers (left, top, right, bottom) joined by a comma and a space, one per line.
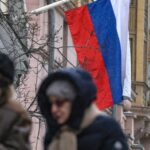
144, 40, 148, 82
144, 0, 148, 40
130, 0, 136, 7
130, 38, 133, 70
130, 0, 134, 5
129, 37, 135, 81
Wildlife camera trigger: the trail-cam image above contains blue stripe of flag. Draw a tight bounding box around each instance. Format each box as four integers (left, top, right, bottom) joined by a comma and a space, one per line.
88, 0, 123, 103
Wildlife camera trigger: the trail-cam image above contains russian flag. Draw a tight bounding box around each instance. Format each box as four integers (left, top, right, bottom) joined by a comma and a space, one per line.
65, 0, 131, 109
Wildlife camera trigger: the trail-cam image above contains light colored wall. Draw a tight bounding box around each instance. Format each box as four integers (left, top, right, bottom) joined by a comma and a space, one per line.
21, 1, 48, 150
53, 8, 77, 67
67, 27, 77, 67
17, 55, 47, 150
54, 9, 64, 63
21, 1, 77, 150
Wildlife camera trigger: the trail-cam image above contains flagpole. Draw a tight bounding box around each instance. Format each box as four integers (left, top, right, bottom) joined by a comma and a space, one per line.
28, 0, 71, 15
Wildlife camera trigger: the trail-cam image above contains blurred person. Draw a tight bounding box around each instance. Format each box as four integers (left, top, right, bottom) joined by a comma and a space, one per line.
37, 68, 128, 150
0, 53, 31, 150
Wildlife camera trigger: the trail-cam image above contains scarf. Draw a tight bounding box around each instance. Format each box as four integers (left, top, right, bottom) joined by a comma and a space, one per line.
48, 104, 105, 150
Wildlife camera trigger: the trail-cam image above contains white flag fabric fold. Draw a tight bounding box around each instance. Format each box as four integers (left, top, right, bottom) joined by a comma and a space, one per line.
111, 0, 131, 99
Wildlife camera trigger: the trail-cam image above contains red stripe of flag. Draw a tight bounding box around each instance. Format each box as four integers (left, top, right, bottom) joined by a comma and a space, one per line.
65, 6, 113, 109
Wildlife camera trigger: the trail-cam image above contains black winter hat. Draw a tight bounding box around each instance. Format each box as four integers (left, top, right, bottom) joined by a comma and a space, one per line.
0, 53, 15, 84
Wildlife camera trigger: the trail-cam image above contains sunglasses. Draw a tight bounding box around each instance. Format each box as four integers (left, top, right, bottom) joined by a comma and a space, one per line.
50, 99, 69, 107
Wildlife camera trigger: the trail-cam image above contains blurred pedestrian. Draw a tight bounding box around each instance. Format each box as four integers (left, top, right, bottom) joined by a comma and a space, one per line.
37, 68, 128, 150
0, 53, 31, 150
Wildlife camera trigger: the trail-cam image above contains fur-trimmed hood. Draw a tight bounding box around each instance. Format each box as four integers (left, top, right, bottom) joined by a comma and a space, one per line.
37, 68, 97, 128
37, 68, 97, 148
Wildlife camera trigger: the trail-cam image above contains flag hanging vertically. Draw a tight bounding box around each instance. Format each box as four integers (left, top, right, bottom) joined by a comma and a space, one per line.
110, 0, 131, 99
65, 0, 131, 109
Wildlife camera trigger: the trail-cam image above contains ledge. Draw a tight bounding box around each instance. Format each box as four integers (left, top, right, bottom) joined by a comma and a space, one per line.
131, 144, 145, 150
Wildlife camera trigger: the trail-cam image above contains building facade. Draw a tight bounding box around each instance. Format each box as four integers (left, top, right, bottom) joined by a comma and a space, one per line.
24, 0, 79, 149
116, 1, 150, 150
129, 0, 150, 106
1, 0, 149, 150
20, 0, 150, 149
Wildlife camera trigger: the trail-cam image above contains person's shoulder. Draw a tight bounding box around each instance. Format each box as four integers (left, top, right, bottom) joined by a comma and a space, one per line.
0, 101, 31, 138
94, 115, 125, 136
5, 100, 31, 124
6, 100, 25, 113
96, 114, 119, 126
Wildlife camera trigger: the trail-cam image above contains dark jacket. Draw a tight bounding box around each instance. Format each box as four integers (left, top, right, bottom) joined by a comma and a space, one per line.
37, 68, 128, 150
0, 100, 31, 150
77, 116, 128, 150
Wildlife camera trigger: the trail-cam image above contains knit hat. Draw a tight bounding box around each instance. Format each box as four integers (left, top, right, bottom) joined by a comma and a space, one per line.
46, 80, 76, 101
0, 53, 15, 84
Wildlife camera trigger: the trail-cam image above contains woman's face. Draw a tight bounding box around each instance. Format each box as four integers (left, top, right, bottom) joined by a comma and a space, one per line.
49, 96, 72, 124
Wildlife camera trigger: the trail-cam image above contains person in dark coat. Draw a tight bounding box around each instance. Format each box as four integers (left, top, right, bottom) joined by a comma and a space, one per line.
37, 68, 128, 150
0, 53, 31, 150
